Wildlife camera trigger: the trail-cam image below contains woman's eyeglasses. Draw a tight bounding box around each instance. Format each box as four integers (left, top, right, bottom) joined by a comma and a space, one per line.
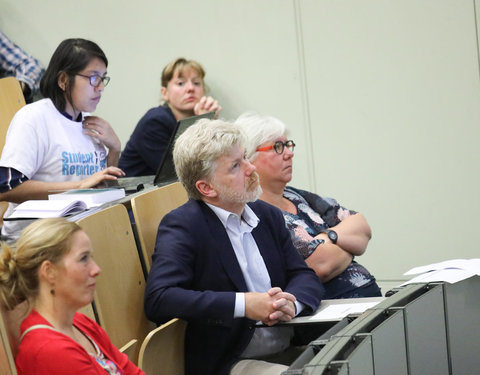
76, 73, 111, 87
256, 140, 295, 154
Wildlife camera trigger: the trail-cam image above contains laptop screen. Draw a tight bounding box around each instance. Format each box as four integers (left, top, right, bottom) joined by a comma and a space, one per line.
153, 111, 216, 186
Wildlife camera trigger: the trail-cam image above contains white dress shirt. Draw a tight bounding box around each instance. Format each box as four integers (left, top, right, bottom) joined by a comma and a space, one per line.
206, 203, 294, 358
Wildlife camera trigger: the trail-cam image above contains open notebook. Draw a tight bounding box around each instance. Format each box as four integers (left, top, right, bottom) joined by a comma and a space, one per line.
6, 200, 89, 219
5, 188, 126, 220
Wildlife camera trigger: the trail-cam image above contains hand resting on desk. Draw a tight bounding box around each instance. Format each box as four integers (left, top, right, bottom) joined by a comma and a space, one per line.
245, 287, 297, 326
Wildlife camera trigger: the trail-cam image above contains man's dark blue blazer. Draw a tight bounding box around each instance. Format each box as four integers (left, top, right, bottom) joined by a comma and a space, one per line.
144, 198, 324, 375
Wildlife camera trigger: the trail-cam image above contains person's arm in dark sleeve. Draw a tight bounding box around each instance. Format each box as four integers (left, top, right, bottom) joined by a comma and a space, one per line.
144, 209, 236, 327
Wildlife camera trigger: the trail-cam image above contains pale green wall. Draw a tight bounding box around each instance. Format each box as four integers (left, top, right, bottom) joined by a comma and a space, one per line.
2, 0, 480, 290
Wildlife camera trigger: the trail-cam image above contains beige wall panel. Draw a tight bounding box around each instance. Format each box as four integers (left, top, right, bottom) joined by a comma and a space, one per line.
299, 0, 480, 282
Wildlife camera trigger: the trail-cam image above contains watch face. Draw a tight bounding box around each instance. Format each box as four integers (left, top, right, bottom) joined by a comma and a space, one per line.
328, 230, 338, 243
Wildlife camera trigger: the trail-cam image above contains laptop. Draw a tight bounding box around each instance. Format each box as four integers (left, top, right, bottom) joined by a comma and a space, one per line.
153, 111, 215, 186
107, 111, 216, 193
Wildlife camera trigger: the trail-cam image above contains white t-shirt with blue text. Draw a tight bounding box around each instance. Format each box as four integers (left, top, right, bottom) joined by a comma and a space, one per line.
0, 98, 107, 238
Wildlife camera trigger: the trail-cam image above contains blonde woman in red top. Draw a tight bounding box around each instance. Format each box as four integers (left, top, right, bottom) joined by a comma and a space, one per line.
0, 218, 144, 375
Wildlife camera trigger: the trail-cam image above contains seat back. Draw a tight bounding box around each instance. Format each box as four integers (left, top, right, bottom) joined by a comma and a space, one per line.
131, 182, 188, 273
0, 309, 17, 375
0, 77, 26, 225
138, 318, 186, 375
0, 77, 25, 152
76, 204, 155, 363
0, 301, 30, 375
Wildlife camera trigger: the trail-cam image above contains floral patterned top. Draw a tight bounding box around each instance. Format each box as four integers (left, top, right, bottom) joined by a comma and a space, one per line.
89, 335, 123, 375
281, 186, 381, 299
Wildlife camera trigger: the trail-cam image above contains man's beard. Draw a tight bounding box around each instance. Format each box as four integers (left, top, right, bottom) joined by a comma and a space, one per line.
213, 172, 263, 205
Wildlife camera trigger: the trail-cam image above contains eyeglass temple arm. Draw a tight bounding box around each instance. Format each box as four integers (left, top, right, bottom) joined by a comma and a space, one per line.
256, 145, 274, 152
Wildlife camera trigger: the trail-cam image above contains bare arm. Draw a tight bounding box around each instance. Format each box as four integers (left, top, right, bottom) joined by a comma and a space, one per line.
0, 166, 124, 203
305, 244, 353, 282
106, 150, 120, 168
315, 213, 371, 256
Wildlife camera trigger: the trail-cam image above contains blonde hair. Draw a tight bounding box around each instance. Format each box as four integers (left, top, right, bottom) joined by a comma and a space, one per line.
173, 118, 245, 200
161, 57, 205, 89
0, 218, 82, 310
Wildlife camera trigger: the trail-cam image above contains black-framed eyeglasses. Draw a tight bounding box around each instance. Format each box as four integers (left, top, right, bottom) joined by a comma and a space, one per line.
256, 140, 295, 154
76, 73, 110, 87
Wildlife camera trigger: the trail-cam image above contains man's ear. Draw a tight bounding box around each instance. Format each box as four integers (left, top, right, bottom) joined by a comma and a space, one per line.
57, 72, 69, 92
196, 180, 218, 198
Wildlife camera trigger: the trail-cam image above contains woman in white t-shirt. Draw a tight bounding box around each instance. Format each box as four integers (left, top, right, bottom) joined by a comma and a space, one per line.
0, 38, 125, 239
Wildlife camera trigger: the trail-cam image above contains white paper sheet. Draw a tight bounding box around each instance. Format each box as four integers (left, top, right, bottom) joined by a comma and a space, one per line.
307, 301, 381, 321
401, 258, 480, 285
400, 268, 477, 286
404, 258, 480, 275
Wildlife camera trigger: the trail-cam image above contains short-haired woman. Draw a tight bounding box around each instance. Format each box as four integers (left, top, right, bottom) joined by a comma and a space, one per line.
119, 57, 222, 177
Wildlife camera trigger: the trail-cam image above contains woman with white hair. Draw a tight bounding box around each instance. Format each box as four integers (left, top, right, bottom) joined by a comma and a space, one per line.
236, 112, 381, 299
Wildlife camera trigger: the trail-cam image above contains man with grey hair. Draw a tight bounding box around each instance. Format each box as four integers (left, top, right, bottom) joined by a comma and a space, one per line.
144, 119, 323, 375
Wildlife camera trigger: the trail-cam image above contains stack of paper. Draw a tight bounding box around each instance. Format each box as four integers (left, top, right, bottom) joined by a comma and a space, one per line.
401, 259, 480, 285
